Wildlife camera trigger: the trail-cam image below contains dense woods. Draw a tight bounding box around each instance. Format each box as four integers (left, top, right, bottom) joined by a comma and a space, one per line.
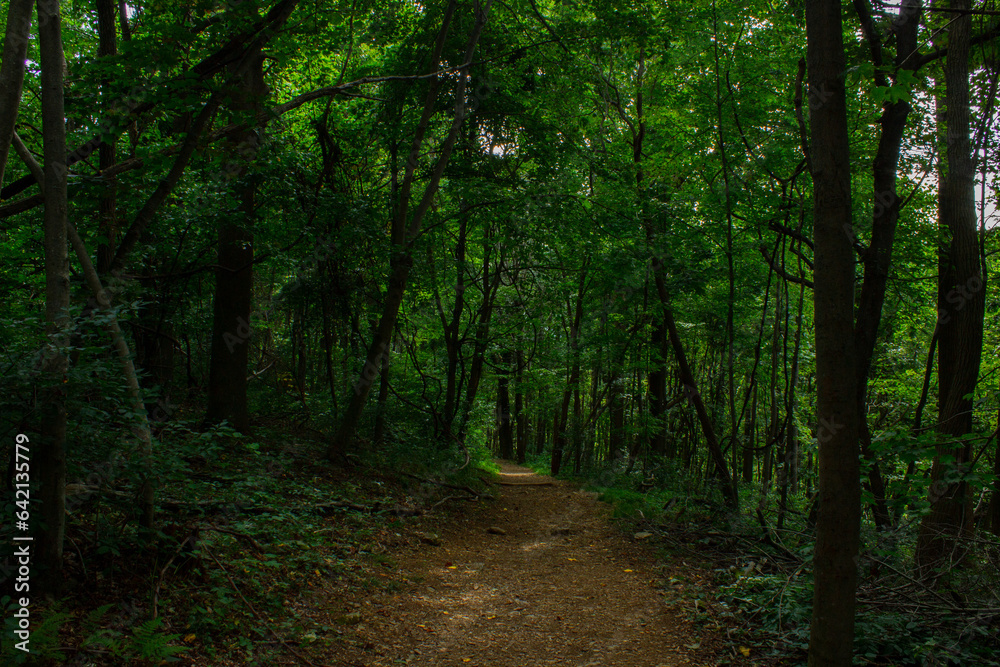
1, 0, 1000, 664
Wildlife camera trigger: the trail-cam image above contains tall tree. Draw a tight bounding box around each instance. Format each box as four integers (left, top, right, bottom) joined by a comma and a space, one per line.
851, 0, 922, 532
805, 0, 861, 664
36, 0, 71, 595
917, 0, 984, 577
203, 43, 267, 433
329, 0, 492, 459
95, 0, 119, 274
0, 0, 32, 188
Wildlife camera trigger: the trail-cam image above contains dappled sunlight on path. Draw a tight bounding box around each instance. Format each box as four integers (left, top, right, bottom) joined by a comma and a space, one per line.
327, 461, 737, 666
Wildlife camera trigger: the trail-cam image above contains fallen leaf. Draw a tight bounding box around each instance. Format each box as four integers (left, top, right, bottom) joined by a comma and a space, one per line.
739, 647, 751, 657
337, 612, 363, 625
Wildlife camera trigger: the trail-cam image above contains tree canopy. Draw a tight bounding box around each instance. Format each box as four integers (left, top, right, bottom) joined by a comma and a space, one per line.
2, 1, 1000, 665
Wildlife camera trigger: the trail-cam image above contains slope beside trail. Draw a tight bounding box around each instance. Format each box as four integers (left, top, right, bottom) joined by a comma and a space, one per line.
321, 461, 744, 666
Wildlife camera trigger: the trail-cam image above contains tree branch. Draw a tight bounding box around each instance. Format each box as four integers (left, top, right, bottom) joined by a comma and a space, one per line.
759, 245, 814, 288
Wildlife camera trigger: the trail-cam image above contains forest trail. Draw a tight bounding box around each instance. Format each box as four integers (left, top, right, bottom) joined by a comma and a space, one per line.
326, 462, 736, 666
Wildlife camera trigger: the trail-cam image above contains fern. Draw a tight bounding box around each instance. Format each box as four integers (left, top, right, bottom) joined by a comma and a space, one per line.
0, 604, 71, 663
80, 603, 114, 635
73, 604, 127, 660
128, 617, 186, 662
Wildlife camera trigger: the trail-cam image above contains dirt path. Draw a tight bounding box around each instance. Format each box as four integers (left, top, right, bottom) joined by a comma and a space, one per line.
326, 462, 735, 666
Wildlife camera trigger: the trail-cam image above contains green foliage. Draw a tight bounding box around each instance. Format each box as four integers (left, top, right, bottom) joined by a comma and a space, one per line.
2, 0, 1000, 664
0, 600, 70, 664
84, 614, 186, 664
0, 600, 184, 665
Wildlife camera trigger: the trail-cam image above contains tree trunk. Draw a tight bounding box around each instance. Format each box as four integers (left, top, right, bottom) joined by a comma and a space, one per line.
712, 3, 739, 472
609, 371, 625, 462
805, 0, 861, 663
203, 47, 267, 434
918, 2, 983, 576
372, 347, 390, 444
788, 280, 805, 494
535, 414, 547, 456
320, 271, 339, 416
95, 0, 118, 274
443, 210, 468, 431
572, 385, 583, 473
552, 266, 587, 476
134, 286, 175, 420
497, 357, 514, 460
457, 233, 501, 439
767, 281, 781, 489
743, 383, 757, 483
13, 128, 157, 530
0, 0, 32, 189
36, 0, 71, 595
514, 349, 526, 464
851, 0, 922, 534
652, 272, 739, 510
648, 319, 668, 455
778, 281, 805, 530
991, 410, 1000, 535
329, 1, 490, 458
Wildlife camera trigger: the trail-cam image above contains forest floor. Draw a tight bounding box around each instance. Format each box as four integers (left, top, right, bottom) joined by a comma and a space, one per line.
313, 461, 758, 667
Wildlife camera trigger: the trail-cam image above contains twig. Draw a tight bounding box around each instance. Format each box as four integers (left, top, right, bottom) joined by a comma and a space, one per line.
152, 537, 195, 620
429, 494, 479, 510
398, 471, 486, 498
204, 525, 264, 552
496, 481, 556, 487
202, 544, 328, 667
759, 245, 813, 289
247, 359, 277, 382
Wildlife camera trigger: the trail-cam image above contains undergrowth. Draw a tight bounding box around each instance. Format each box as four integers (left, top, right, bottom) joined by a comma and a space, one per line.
0, 418, 493, 666
561, 457, 1000, 667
